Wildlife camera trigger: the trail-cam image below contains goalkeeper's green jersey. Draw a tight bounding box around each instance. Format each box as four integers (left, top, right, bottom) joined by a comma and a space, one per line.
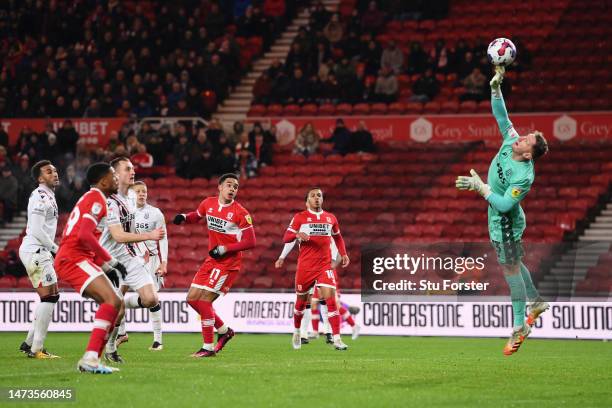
487, 96, 535, 242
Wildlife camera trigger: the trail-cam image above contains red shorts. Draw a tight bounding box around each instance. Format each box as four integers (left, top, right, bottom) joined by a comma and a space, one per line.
312, 270, 340, 299
191, 259, 238, 295
55, 257, 105, 296
295, 268, 337, 295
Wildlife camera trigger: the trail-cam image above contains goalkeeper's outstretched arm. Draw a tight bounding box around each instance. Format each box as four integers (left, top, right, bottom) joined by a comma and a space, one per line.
490, 66, 513, 140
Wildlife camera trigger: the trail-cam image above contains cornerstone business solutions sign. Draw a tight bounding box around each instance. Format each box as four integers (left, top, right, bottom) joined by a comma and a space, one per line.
268, 112, 612, 145
1, 292, 610, 340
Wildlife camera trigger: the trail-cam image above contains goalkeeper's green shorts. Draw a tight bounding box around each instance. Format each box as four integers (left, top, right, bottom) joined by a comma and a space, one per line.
491, 240, 524, 265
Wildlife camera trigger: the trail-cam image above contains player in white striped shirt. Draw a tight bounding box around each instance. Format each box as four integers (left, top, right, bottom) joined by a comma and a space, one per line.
18, 160, 61, 359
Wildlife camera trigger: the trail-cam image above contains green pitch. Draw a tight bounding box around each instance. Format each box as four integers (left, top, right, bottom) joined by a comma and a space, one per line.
1, 333, 611, 408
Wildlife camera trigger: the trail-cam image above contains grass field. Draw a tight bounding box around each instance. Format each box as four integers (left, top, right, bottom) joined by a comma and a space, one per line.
1, 332, 611, 408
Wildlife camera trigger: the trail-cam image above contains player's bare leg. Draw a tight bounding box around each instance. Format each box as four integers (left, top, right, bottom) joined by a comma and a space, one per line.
79, 276, 123, 374
318, 286, 347, 350
118, 283, 162, 352
292, 292, 310, 349
22, 284, 60, 359
187, 287, 230, 357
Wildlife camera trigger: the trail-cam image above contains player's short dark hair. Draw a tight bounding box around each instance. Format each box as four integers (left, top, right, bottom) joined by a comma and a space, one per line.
305, 187, 323, 201
86, 162, 112, 185
110, 156, 130, 169
31, 160, 53, 181
532, 131, 548, 160
218, 173, 239, 185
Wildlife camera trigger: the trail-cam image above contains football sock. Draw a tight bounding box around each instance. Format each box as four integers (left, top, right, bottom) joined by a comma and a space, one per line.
326, 297, 341, 336
199, 300, 215, 351
150, 303, 162, 344
118, 317, 126, 336
213, 309, 228, 335
293, 298, 307, 329
319, 303, 330, 333
504, 273, 527, 329
311, 307, 320, 332
300, 306, 311, 338
340, 306, 355, 327
105, 324, 120, 352
520, 263, 540, 301
86, 303, 118, 358
31, 296, 56, 352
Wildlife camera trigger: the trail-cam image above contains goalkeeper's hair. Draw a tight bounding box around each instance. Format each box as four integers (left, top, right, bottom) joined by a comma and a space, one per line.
532, 131, 548, 160
86, 162, 112, 185
305, 187, 323, 201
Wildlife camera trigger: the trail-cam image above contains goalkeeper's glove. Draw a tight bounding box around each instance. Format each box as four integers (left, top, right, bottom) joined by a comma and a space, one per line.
209, 246, 227, 259
455, 169, 491, 198
102, 258, 128, 288
173, 214, 186, 225
490, 66, 505, 96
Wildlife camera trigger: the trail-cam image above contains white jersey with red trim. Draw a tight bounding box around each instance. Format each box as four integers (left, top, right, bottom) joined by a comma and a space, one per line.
196, 196, 253, 270
134, 203, 168, 263
99, 190, 143, 262
57, 188, 108, 262
287, 209, 340, 273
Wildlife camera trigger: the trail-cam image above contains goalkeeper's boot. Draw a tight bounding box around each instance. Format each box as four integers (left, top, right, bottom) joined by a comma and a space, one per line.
351, 324, 361, 340
333, 337, 349, 351
527, 299, 550, 327
292, 332, 301, 350
19, 342, 31, 354
116, 333, 129, 347
78, 358, 117, 374
214, 328, 235, 353
104, 350, 124, 364
503, 324, 531, 356
28, 349, 60, 359
191, 348, 216, 358
149, 341, 163, 351
325, 333, 333, 344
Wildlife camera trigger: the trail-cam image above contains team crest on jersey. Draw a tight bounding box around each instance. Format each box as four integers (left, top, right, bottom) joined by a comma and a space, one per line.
91, 202, 102, 215
505, 169, 512, 177
144, 212, 149, 219
511, 187, 522, 198
227, 212, 233, 220
326, 217, 331, 223
307, 218, 312, 222
208, 208, 213, 213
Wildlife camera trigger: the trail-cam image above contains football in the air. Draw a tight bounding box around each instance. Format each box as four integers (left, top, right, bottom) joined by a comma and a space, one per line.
487, 38, 517, 66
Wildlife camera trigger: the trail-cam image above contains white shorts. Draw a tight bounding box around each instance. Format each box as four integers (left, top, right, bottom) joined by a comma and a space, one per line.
18, 248, 57, 288
145, 255, 164, 291
119, 256, 155, 291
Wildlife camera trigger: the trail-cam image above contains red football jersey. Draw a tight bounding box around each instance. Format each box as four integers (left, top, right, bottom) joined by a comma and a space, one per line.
196, 196, 253, 270
57, 188, 108, 262
287, 209, 340, 273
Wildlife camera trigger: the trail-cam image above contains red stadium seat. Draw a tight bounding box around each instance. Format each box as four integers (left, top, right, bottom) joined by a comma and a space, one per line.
353, 103, 371, 115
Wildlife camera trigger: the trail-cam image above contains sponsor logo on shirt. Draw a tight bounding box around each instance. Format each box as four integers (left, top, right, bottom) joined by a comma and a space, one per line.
207, 215, 229, 232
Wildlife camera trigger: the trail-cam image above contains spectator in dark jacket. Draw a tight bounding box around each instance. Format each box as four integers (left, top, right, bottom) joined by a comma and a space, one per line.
57, 119, 80, 158
322, 119, 352, 156
0, 166, 19, 225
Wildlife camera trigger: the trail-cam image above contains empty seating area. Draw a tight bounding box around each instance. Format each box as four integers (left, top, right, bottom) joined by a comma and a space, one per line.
576, 250, 612, 296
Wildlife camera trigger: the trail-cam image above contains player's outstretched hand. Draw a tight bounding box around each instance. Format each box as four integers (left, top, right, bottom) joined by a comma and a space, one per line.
296, 232, 310, 242
341, 255, 350, 268
173, 214, 186, 225
275, 258, 284, 268
209, 245, 227, 259
147, 227, 165, 241
490, 65, 505, 89
455, 169, 491, 198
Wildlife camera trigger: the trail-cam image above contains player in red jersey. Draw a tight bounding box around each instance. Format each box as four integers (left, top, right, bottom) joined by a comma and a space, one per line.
277, 187, 350, 350
54, 163, 128, 374
173, 173, 256, 357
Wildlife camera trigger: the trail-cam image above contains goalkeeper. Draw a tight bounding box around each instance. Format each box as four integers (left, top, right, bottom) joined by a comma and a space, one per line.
455, 66, 550, 356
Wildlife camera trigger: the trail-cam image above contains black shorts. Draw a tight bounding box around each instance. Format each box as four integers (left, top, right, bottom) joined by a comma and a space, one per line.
491, 240, 524, 265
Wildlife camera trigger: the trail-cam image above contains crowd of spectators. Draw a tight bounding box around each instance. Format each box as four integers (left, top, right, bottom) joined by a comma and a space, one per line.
253, 0, 523, 107
0, 116, 276, 223
0, 0, 303, 120
294, 118, 374, 157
